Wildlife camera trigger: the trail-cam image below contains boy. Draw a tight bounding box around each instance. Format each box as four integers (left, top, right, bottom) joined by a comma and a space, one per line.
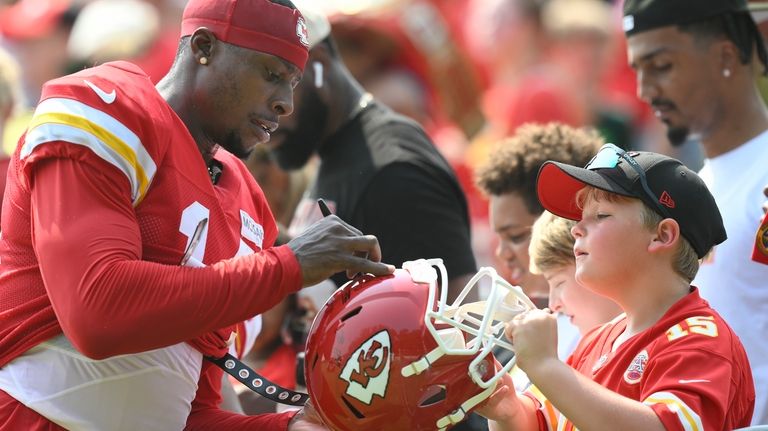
528, 211, 621, 336
478, 144, 755, 430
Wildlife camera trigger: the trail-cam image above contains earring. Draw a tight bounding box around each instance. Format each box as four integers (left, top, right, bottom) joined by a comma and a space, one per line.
313, 61, 323, 89
199, 57, 208, 65
723, 68, 731, 78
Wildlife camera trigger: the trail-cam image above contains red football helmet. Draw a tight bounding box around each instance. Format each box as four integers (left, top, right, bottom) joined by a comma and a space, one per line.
304, 259, 536, 431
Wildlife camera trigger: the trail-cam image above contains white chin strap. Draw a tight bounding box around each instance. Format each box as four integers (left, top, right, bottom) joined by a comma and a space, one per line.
399, 259, 537, 429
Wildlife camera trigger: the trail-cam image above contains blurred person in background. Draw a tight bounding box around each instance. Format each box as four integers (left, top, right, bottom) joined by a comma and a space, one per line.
65, 0, 174, 83
248, 4, 482, 430
323, 0, 485, 140
464, 0, 582, 142
474, 122, 603, 359
0, 0, 80, 106
0, 46, 21, 214
0, 0, 81, 155
270, 3, 476, 301
541, 0, 634, 147
319, 0, 500, 279
248, 0, 491, 273
0, 46, 20, 144
127, 0, 186, 82
624, 0, 768, 423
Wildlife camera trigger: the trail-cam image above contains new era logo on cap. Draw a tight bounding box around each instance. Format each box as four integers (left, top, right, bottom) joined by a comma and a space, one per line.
659, 191, 675, 209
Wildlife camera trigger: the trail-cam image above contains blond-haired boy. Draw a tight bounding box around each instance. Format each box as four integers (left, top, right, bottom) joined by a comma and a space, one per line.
529, 211, 620, 335
478, 145, 754, 430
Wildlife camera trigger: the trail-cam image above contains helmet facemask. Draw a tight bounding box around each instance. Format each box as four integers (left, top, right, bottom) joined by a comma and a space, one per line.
402, 259, 537, 428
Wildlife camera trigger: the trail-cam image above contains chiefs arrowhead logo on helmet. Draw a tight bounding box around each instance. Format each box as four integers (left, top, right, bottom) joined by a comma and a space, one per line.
340, 330, 391, 404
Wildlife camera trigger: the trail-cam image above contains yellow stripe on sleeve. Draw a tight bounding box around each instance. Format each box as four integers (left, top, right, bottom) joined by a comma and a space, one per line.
22, 97, 156, 205
644, 392, 702, 431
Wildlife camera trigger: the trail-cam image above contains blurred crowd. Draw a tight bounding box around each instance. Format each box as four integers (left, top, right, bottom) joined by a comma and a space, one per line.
0, 0, 749, 271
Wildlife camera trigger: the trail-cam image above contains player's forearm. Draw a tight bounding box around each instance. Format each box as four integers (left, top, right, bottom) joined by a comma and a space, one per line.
525, 358, 665, 431
185, 408, 294, 431
186, 361, 296, 431
55, 247, 301, 359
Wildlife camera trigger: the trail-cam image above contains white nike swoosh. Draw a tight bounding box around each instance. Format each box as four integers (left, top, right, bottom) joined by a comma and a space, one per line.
678, 379, 710, 384
84, 79, 116, 104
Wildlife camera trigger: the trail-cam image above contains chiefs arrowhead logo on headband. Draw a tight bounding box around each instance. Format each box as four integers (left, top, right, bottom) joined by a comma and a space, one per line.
296, 17, 309, 47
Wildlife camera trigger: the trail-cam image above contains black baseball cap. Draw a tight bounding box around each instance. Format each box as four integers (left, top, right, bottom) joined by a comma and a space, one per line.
623, 0, 750, 36
536, 147, 726, 258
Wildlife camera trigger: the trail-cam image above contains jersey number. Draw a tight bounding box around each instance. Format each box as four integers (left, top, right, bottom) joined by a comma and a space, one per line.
178, 202, 256, 266
666, 316, 718, 341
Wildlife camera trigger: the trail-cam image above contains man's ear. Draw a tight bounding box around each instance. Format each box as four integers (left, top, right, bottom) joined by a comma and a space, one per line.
713, 38, 740, 77
190, 28, 217, 63
648, 218, 681, 254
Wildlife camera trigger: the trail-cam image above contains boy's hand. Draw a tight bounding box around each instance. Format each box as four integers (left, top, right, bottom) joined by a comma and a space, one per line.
475, 372, 520, 423
505, 309, 558, 374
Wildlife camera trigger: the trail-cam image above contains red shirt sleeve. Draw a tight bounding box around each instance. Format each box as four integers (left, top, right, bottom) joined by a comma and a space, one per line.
29, 153, 302, 359
185, 361, 296, 431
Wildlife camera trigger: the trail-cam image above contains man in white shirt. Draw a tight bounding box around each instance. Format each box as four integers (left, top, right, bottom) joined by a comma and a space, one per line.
624, 0, 768, 424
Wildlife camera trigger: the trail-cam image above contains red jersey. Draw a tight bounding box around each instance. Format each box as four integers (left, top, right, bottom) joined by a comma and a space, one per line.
529, 289, 755, 431
0, 61, 302, 429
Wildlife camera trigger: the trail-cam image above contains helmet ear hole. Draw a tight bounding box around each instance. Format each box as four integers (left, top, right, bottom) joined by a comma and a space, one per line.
341, 306, 363, 322
310, 352, 319, 371
418, 385, 447, 407
342, 396, 366, 419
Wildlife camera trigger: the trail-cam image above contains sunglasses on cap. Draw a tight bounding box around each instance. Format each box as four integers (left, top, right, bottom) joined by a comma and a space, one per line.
586, 143, 673, 219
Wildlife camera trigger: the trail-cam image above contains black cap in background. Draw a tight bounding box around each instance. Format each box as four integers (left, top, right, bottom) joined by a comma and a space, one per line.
623, 0, 749, 35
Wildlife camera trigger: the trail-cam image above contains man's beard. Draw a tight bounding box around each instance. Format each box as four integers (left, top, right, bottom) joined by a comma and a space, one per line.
271, 91, 329, 171
219, 131, 252, 159
652, 98, 689, 147
666, 126, 690, 147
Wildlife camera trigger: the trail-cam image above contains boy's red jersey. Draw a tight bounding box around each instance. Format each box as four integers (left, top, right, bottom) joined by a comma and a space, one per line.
530, 289, 754, 431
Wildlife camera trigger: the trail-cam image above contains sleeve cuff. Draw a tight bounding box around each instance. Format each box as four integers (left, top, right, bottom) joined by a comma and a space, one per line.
272, 244, 303, 292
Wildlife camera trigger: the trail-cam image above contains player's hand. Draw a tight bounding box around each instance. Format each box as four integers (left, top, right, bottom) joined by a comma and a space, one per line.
287, 401, 328, 431
288, 215, 395, 287
504, 309, 558, 374
475, 372, 521, 424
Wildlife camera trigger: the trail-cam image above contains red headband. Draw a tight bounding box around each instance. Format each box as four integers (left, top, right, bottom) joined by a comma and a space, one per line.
181, 0, 309, 72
